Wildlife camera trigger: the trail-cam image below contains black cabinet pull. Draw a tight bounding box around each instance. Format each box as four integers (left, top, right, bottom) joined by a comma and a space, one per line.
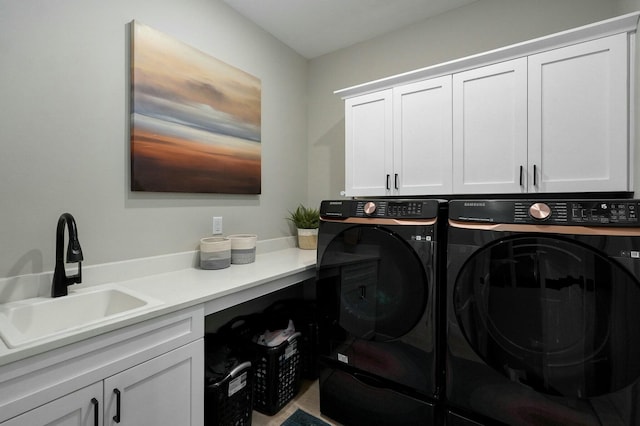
359, 285, 366, 299
386, 174, 390, 190
91, 398, 99, 426
519, 166, 523, 186
394, 173, 399, 190
533, 164, 538, 186
113, 388, 121, 423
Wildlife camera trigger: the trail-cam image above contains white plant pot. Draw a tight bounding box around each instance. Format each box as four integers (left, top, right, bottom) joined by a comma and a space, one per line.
297, 228, 318, 250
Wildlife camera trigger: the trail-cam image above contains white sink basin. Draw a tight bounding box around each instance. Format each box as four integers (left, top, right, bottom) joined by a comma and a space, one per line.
0, 287, 162, 348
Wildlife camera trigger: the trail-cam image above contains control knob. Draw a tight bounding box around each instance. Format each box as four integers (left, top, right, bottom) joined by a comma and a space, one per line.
363, 202, 377, 216
529, 202, 551, 220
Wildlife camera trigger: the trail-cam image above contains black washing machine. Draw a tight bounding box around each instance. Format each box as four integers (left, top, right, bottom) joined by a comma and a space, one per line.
316, 199, 447, 426
446, 199, 640, 425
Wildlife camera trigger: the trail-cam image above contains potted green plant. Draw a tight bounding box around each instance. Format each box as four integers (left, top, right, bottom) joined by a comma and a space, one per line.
287, 204, 320, 250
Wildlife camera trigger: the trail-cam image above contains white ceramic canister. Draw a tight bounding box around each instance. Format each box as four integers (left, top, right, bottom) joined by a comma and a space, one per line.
200, 237, 231, 269
227, 234, 257, 264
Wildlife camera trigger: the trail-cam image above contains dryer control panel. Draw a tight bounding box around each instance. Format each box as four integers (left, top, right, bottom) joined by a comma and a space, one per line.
320, 199, 440, 219
450, 199, 640, 226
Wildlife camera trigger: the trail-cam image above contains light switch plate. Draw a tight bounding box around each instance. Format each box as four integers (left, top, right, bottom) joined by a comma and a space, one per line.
212, 216, 223, 235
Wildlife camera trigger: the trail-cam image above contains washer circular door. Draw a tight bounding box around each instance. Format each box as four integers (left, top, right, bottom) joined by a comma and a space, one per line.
454, 235, 640, 397
322, 225, 429, 341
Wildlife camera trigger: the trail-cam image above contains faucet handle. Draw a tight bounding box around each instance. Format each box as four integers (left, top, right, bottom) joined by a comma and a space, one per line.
67, 239, 84, 263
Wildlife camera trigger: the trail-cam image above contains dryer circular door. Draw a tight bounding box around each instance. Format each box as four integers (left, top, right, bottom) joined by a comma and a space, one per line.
320, 225, 429, 341
453, 235, 640, 397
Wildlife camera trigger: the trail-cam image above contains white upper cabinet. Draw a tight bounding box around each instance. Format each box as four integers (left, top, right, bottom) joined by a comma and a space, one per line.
452, 58, 528, 194
393, 77, 453, 195
453, 33, 629, 194
528, 33, 629, 193
344, 76, 453, 197
345, 90, 393, 196
337, 12, 638, 197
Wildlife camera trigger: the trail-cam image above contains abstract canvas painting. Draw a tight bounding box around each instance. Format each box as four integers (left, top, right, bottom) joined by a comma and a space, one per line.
130, 21, 261, 194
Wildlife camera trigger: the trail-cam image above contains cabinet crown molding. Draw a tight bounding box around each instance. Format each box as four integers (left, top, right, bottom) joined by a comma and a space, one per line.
336, 11, 640, 99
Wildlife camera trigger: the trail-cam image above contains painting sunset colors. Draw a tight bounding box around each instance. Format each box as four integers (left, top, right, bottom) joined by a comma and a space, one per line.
130, 21, 261, 194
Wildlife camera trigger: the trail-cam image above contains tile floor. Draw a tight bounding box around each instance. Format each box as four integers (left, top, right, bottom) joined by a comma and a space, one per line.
251, 380, 342, 426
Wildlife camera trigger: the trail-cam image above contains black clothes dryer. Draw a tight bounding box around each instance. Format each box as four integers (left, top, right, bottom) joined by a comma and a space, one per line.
316, 199, 447, 426
446, 199, 640, 426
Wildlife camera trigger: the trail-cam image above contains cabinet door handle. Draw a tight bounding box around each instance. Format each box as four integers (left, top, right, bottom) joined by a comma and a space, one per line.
394, 173, 399, 190
113, 388, 121, 423
91, 398, 99, 426
386, 174, 390, 190
519, 166, 523, 186
533, 164, 538, 186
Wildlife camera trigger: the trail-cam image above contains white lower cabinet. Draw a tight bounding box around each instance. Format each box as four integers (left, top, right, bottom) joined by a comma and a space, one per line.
2, 341, 203, 426
1, 383, 103, 426
104, 340, 203, 426
0, 306, 205, 426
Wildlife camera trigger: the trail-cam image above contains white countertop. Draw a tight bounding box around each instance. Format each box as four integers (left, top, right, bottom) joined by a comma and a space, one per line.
0, 238, 316, 367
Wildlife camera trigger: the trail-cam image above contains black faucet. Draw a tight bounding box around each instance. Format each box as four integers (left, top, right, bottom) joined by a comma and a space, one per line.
52, 213, 84, 297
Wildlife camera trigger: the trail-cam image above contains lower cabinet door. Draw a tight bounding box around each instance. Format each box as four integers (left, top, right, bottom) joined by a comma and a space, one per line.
104, 339, 204, 426
1, 382, 103, 426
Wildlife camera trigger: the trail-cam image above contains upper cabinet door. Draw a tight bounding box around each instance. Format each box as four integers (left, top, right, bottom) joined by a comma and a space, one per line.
528, 33, 629, 193
344, 90, 393, 196
393, 76, 453, 195
452, 58, 528, 194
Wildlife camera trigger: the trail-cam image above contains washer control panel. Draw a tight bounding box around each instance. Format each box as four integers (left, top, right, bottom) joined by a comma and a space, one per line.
514, 201, 568, 223
569, 201, 638, 224
450, 199, 640, 226
320, 199, 440, 219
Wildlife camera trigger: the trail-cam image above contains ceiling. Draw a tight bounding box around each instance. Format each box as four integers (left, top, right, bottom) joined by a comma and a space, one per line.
222, 0, 479, 59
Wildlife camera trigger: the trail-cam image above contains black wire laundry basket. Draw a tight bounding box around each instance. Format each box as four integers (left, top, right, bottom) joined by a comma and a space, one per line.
221, 314, 303, 416
205, 333, 254, 426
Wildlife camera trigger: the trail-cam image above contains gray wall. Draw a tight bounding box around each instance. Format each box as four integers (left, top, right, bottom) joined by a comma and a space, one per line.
2, 0, 639, 280
0, 0, 308, 278
306, 0, 633, 206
